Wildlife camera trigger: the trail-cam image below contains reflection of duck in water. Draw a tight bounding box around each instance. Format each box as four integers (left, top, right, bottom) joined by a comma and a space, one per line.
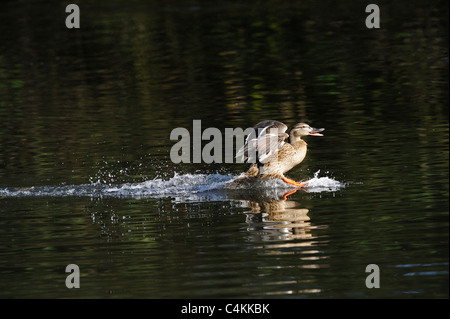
226, 189, 312, 241
235, 120, 324, 187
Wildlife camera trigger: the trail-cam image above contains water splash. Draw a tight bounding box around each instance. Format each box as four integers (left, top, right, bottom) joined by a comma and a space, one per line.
0, 171, 345, 200
300, 170, 343, 193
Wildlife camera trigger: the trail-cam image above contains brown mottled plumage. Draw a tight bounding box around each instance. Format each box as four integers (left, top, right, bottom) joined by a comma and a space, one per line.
237, 120, 324, 187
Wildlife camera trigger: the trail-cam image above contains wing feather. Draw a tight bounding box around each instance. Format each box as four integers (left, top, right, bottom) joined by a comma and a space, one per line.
236, 120, 289, 163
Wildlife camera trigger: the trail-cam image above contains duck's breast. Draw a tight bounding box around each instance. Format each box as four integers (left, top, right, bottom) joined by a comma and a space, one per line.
279, 141, 307, 174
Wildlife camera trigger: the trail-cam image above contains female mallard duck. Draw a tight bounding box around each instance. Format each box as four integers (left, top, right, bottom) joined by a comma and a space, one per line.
236, 120, 324, 187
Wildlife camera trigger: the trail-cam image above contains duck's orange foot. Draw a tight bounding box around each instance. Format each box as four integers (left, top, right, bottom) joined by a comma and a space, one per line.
283, 189, 298, 200
282, 177, 309, 188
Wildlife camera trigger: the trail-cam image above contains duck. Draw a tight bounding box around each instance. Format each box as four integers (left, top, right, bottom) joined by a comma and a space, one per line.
236, 120, 324, 187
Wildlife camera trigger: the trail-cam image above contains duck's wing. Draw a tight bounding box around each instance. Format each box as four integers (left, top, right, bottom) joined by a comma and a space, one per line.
236, 120, 289, 163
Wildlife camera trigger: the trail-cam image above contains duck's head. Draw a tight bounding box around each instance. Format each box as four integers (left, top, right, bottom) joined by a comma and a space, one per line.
291, 123, 325, 137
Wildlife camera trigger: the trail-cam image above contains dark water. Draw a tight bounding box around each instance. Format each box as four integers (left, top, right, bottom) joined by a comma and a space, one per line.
0, 0, 448, 298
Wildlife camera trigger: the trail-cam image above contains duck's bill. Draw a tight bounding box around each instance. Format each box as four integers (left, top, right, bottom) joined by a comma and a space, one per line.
309, 127, 325, 136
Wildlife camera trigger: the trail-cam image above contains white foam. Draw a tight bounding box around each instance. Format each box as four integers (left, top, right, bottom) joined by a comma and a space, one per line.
302, 171, 344, 192
0, 171, 345, 200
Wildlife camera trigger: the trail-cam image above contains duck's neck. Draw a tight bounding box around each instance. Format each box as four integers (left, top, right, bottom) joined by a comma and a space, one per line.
289, 135, 307, 149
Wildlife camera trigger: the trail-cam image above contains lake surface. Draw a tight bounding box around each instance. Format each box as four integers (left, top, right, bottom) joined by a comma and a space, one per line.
0, 0, 448, 298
